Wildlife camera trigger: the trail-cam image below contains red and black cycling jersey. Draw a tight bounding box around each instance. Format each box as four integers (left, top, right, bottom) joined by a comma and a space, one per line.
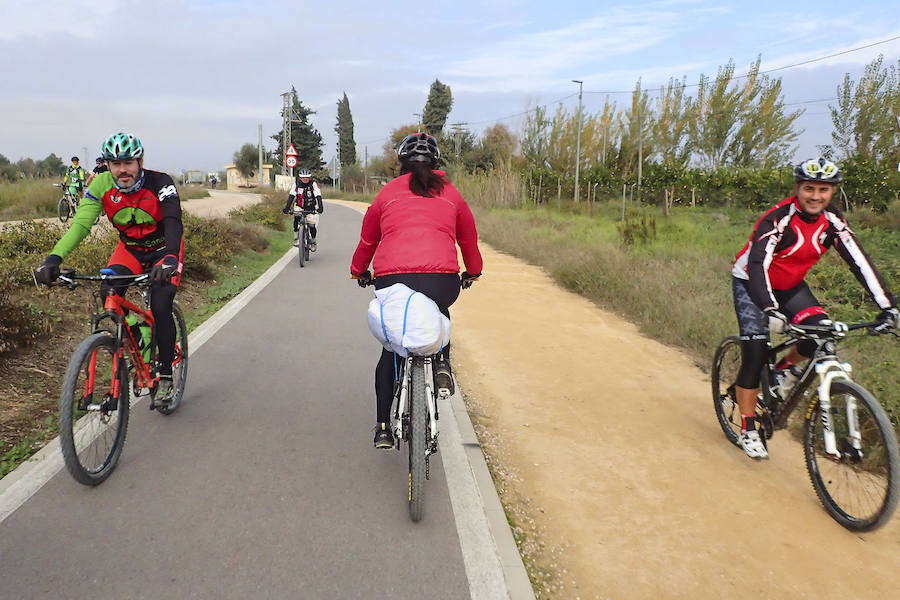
732, 196, 894, 311
50, 170, 183, 261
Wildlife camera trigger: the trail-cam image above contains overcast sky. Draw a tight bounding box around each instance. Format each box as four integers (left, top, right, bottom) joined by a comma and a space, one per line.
1, 0, 898, 173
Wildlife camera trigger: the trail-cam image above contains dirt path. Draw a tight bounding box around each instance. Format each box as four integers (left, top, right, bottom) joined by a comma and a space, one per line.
450, 244, 900, 600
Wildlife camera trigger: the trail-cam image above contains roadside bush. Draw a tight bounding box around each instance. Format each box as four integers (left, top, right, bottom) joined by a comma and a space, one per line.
229, 191, 286, 230
182, 213, 269, 281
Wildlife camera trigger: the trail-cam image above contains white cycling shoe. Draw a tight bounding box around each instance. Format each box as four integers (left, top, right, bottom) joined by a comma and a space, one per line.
739, 430, 769, 460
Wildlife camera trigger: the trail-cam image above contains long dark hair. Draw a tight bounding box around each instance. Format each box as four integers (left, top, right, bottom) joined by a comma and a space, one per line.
400, 160, 447, 197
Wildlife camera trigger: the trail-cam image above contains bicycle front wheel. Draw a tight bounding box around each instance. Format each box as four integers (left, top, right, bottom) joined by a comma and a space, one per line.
59, 333, 130, 485
408, 358, 427, 522
57, 197, 70, 223
712, 336, 744, 446
303, 227, 310, 263
156, 302, 189, 415
298, 226, 305, 268
804, 380, 900, 531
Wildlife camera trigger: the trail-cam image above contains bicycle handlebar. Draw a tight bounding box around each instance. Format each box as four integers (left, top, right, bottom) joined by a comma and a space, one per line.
786, 320, 894, 338
54, 269, 150, 289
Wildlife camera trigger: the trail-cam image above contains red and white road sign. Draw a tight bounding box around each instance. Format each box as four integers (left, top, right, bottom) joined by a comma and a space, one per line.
286, 144, 298, 157
285, 156, 298, 168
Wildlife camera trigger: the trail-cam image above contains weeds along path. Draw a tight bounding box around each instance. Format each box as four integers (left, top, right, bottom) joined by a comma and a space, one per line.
450, 243, 900, 600
0, 189, 262, 231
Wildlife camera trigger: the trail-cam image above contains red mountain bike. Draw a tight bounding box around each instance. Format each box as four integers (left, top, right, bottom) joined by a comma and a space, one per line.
52, 270, 188, 485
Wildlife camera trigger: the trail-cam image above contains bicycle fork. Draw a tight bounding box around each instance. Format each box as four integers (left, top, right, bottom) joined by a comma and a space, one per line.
813, 359, 859, 459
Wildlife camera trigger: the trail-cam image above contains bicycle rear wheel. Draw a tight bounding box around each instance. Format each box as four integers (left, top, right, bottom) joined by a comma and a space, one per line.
59, 333, 130, 485
804, 380, 900, 531
156, 302, 189, 415
712, 336, 744, 446
408, 358, 427, 522
57, 197, 70, 223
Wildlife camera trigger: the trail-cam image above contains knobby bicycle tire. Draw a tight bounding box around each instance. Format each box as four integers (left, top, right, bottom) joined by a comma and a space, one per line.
804, 380, 900, 531
303, 226, 311, 263
298, 226, 305, 268
57, 197, 70, 223
156, 302, 189, 416
59, 333, 130, 485
712, 335, 743, 447
408, 359, 427, 522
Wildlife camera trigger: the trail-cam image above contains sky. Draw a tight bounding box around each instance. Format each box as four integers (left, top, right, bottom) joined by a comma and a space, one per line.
1, 0, 898, 174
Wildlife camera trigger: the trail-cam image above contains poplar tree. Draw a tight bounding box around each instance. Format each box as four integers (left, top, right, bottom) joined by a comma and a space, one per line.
422, 79, 453, 136
335, 92, 357, 167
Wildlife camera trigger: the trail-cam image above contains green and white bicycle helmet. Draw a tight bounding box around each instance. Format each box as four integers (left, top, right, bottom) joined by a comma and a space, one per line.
794, 157, 842, 184
101, 132, 144, 161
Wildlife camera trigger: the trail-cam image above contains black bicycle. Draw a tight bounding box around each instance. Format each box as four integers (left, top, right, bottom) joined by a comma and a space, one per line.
52, 270, 188, 485
293, 210, 317, 267
712, 319, 899, 531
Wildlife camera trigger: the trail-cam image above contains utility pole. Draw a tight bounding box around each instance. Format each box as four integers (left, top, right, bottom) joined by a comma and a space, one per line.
637, 82, 643, 197
258, 123, 264, 186
336, 137, 341, 191
414, 112, 423, 132
572, 79, 583, 203
450, 123, 465, 160
281, 92, 293, 176
364, 146, 368, 194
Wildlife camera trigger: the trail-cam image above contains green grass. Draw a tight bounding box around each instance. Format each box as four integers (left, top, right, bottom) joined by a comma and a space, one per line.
185, 228, 293, 330
475, 201, 900, 431
0, 178, 209, 220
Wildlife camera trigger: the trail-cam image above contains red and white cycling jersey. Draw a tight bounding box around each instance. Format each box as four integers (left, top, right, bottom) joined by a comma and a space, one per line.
733, 196, 894, 311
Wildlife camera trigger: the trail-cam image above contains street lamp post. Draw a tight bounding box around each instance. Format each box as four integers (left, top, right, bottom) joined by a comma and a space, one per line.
572, 80, 583, 203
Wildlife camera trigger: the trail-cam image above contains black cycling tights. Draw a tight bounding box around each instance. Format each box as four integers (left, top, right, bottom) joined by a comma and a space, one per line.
101, 274, 177, 376
373, 273, 461, 423
292, 217, 316, 238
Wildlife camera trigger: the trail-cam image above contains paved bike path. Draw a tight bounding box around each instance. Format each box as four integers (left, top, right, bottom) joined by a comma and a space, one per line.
0, 205, 473, 598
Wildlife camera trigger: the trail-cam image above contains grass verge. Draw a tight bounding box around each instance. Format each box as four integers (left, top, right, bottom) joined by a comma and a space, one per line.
473, 201, 900, 430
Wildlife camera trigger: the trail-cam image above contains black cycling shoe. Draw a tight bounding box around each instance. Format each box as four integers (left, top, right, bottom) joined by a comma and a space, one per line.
434, 358, 454, 396
373, 423, 394, 449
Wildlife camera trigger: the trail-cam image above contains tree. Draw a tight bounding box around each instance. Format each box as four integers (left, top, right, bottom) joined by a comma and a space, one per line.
16, 157, 36, 179
382, 124, 421, 176
652, 78, 692, 168
0, 154, 9, 166
233, 143, 261, 179
520, 104, 550, 169
422, 79, 453, 136
335, 92, 357, 167
689, 61, 741, 169
271, 87, 324, 171
36, 153, 65, 178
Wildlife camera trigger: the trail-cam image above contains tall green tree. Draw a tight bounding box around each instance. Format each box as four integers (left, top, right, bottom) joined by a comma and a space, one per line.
617, 80, 654, 180
271, 87, 324, 171
726, 58, 802, 167
422, 79, 453, 136
689, 61, 741, 169
652, 78, 692, 168
521, 104, 550, 168
335, 92, 357, 167
36, 153, 65, 177
233, 144, 262, 179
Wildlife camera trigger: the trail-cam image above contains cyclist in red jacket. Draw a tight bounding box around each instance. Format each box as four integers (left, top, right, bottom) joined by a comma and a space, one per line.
731, 158, 898, 460
350, 132, 483, 449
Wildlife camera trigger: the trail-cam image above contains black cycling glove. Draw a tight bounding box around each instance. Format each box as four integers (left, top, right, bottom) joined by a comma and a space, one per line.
460, 271, 480, 289
35, 255, 62, 285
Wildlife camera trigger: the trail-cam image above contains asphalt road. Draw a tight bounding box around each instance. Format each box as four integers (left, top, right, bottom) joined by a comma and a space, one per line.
0, 204, 475, 599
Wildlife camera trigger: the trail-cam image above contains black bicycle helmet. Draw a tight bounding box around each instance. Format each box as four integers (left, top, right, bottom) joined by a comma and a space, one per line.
794, 157, 842, 184
397, 132, 440, 164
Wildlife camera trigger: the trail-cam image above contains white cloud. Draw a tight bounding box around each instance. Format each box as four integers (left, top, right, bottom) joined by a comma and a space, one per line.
0, 0, 121, 40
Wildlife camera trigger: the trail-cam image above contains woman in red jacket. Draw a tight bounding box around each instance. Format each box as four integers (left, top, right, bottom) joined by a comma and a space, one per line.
351, 132, 483, 449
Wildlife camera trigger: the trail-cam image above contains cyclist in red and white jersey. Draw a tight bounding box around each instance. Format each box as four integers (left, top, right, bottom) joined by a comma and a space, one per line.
731, 157, 898, 459
350, 132, 483, 449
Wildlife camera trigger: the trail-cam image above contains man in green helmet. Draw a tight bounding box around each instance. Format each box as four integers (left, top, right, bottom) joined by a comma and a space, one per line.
35, 133, 185, 403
